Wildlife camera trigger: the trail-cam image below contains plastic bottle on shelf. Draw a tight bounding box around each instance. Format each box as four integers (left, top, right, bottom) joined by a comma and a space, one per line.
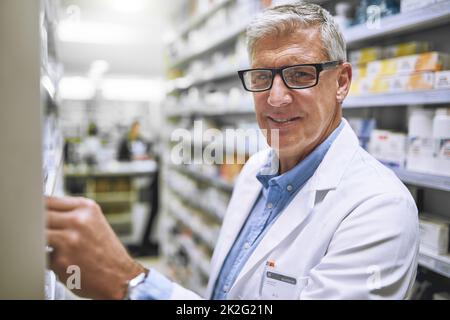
333, 2, 353, 30
406, 106, 435, 174
431, 108, 450, 177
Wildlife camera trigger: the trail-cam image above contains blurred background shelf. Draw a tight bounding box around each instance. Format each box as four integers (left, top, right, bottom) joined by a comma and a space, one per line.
392, 168, 450, 192
344, 89, 450, 108
170, 24, 247, 69
419, 247, 450, 279
345, 0, 450, 47
175, 0, 233, 40
173, 165, 234, 192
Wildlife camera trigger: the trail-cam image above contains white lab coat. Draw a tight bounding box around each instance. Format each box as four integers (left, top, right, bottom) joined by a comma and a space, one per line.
169, 118, 419, 300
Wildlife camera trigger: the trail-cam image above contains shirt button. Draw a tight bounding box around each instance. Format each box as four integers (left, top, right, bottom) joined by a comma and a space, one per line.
287, 185, 293, 192
267, 203, 273, 209
223, 285, 229, 292
244, 242, 251, 250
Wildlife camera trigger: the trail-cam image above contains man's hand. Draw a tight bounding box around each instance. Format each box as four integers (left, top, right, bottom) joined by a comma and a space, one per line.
46, 196, 145, 300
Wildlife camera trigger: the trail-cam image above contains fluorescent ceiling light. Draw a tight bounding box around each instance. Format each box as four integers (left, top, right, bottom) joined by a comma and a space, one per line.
111, 0, 146, 13
101, 78, 165, 102
59, 77, 95, 100
57, 20, 139, 44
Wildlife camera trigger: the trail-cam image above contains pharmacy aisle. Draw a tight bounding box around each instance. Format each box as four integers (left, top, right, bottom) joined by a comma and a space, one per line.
1, 0, 450, 301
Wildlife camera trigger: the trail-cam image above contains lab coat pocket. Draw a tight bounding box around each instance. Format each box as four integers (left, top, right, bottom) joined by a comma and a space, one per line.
260, 268, 309, 300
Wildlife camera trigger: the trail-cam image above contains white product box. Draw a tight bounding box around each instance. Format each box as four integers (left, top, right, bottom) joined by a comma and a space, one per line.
349, 47, 383, 65
407, 137, 435, 174
431, 108, 450, 177
369, 130, 407, 168
434, 70, 450, 89
419, 214, 450, 255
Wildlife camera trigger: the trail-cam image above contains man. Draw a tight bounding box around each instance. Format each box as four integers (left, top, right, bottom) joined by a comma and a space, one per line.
47, 3, 419, 300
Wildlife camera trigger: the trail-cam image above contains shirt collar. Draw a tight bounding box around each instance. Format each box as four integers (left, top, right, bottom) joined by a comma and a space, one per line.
256, 119, 344, 191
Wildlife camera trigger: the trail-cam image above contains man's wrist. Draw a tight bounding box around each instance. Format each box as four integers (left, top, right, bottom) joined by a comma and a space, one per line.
115, 261, 148, 300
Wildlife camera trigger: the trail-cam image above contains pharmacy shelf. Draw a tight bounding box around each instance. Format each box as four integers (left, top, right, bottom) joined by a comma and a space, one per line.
168, 185, 225, 222
344, 89, 450, 108
170, 24, 247, 69
168, 204, 217, 251
43, 147, 64, 196
166, 106, 254, 118
345, 0, 450, 47
418, 247, 450, 278
175, 0, 233, 40
173, 165, 234, 192
169, 69, 237, 93
392, 168, 450, 192
177, 235, 211, 277
89, 192, 135, 203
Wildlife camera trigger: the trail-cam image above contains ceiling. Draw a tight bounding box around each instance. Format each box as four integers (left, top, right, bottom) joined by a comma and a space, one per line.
56, 0, 180, 77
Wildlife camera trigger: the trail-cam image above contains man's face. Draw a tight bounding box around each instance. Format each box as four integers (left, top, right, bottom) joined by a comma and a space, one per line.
251, 28, 344, 160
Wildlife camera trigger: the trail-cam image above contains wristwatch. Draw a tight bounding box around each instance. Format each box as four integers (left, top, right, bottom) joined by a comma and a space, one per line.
124, 269, 149, 300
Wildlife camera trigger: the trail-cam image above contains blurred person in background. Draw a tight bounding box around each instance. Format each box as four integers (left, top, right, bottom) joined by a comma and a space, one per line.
117, 121, 152, 161
80, 122, 102, 166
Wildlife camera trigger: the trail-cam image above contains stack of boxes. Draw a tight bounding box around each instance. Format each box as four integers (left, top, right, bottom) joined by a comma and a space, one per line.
349, 42, 450, 96
407, 107, 450, 176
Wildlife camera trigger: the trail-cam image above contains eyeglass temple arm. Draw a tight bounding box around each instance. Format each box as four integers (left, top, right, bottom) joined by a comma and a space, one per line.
322, 60, 344, 69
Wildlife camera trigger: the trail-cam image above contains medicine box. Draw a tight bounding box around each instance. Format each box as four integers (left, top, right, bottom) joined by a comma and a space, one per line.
419, 214, 450, 255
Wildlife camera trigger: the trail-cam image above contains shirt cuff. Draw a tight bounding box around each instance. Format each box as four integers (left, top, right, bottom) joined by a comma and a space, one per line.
131, 268, 174, 300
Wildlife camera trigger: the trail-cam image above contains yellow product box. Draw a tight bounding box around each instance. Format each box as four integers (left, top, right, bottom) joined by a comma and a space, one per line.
383, 41, 431, 58
367, 58, 399, 77
370, 77, 391, 93
349, 47, 383, 65
367, 52, 450, 77
349, 78, 362, 96
352, 65, 367, 80
434, 70, 450, 89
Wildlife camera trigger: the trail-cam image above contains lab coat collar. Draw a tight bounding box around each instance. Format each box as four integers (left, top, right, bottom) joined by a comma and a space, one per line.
306, 118, 360, 191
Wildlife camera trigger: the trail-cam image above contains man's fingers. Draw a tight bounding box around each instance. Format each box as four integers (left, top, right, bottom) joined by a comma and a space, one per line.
46, 229, 68, 251
47, 210, 73, 229
45, 196, 82, 211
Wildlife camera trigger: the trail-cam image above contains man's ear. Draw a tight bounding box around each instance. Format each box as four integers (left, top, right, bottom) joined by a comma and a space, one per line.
336, 62, 352, 104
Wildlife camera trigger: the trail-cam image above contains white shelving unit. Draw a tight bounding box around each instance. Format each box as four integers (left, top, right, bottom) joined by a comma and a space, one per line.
392, 168, 450, 192
170, 23, 247, 69
344, 89, 450, 109
173, 165, 234, 193
0, 0, 54, 299
174, 0, 234, 40
419, 247, 450, 279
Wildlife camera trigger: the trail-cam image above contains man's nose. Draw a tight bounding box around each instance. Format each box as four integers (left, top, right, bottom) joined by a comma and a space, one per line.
267, 74, 292, 107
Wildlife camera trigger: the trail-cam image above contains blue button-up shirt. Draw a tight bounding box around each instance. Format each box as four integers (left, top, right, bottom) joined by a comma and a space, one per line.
135, 120, 344, 300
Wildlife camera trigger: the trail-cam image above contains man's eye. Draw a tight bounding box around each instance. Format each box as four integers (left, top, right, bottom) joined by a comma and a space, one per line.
293, 72, 312, 78
252, 73, 270, 82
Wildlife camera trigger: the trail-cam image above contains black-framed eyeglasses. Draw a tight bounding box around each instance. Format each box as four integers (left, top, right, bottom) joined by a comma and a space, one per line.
237, 60, 343, 92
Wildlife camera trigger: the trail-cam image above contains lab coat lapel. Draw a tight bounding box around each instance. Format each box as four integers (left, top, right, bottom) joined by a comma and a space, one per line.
232, 185, 317, 288
206, 171, 262, 296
